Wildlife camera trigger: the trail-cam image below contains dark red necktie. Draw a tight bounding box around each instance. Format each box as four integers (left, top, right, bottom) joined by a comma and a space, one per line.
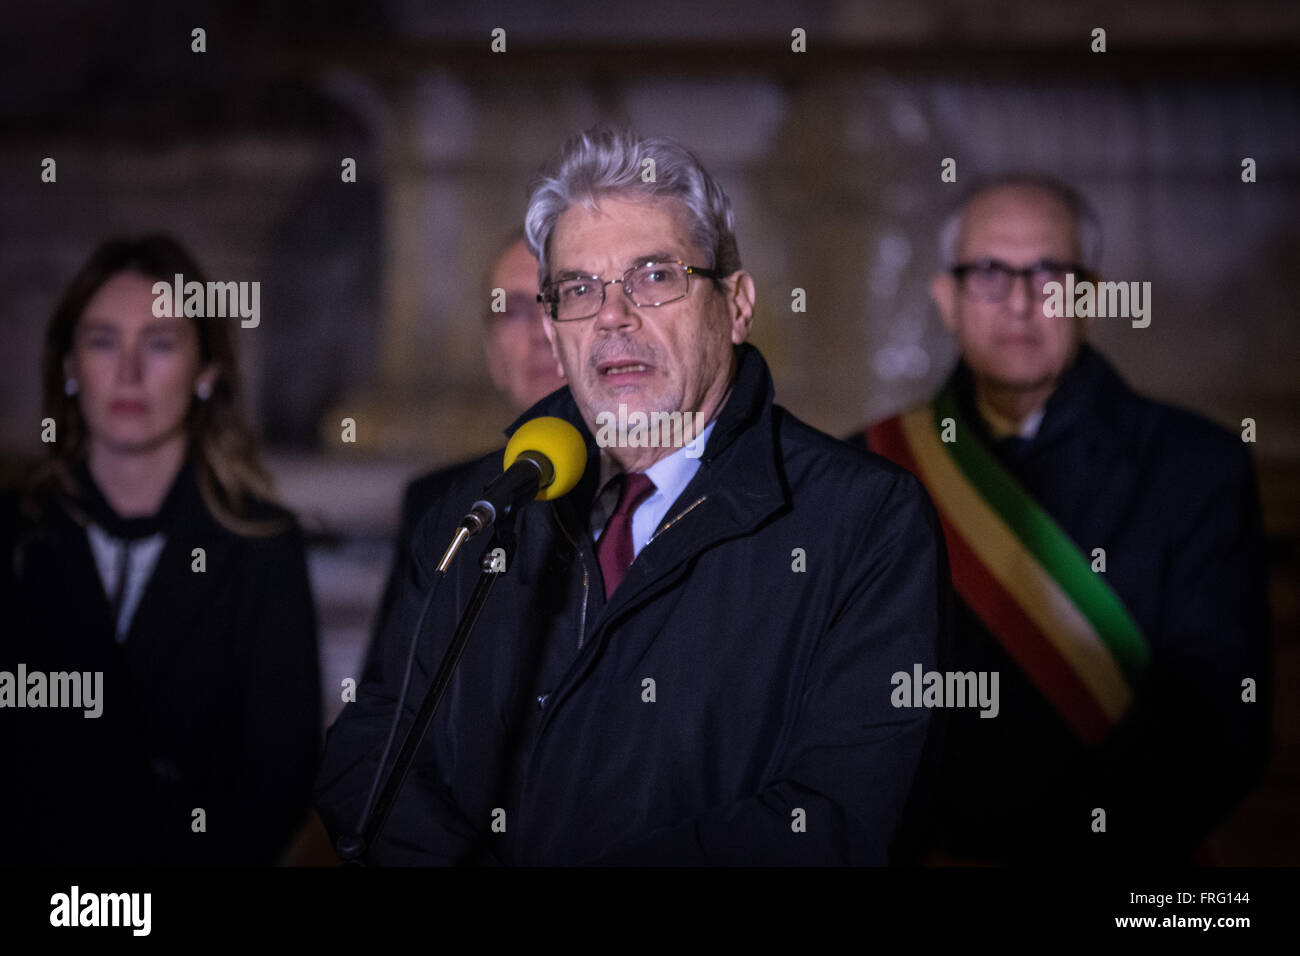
595, 472, 656, 598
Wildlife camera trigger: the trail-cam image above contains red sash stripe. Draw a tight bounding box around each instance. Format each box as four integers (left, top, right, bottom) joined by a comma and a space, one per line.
868, 417, 1111, 745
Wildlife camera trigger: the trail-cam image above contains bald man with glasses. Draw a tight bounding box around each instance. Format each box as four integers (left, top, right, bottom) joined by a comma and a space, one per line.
851, 175, 1272, 864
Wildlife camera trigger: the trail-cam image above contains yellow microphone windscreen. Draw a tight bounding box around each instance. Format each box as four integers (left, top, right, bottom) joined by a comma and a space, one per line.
503, 417, 588, 501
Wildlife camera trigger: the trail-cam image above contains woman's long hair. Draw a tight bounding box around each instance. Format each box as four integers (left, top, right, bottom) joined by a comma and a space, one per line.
25, 235, 286, 537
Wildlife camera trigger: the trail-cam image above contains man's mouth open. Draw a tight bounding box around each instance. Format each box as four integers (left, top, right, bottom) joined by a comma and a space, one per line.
598, 359, 654, 381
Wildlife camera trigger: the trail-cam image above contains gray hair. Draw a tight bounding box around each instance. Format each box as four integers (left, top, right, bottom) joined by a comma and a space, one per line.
524, 125, 742, 289
938, 174, 1103, 270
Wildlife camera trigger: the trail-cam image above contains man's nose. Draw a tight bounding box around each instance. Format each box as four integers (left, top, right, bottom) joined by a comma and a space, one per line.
1005, 273, 1034, 316
594, 279, 640, 332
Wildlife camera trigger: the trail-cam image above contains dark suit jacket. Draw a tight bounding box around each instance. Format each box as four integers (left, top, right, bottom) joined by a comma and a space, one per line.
850, 344, 1273, 862
0, 461, 322, 865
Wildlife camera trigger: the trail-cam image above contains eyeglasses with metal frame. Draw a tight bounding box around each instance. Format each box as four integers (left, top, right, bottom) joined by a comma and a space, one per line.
538, 259, 720, 321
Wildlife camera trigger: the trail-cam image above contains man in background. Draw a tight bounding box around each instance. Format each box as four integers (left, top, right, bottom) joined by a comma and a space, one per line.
373, 229, 564, 639
852, 175, 1272, 863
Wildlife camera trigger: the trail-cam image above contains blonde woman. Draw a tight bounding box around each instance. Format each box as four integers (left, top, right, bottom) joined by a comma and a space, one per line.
2, 236, 321, 865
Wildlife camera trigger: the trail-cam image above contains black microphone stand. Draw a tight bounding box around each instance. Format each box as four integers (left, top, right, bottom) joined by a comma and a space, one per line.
336, 514, 519, 864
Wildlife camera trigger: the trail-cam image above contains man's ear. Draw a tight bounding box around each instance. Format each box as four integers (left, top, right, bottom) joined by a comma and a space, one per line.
930, 272, 960, 335
725, 271, 756, 345
540, 316, 566, 379
63, 354, 78, 382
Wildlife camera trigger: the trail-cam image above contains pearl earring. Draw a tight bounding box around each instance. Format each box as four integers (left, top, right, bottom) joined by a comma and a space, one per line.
64, 378, 79, 396
195, 381, 213, 401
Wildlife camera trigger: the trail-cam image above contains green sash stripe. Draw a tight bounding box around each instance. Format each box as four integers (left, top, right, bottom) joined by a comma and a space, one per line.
932, 387, 1151, 678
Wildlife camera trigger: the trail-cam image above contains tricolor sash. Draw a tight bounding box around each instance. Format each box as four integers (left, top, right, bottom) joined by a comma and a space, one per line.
868, 386, 1150, 745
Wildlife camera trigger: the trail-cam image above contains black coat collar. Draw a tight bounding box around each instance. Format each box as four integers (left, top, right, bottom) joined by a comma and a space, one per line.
35, 458, 238, 652
505, 343, 788, 620
72, 459, 196, 541
945, 343, 1144, 550
948, 342, 1132, 454
503, 342, 784, 523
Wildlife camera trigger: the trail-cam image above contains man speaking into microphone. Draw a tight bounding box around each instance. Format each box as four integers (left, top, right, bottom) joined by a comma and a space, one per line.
313, 125, 948, 865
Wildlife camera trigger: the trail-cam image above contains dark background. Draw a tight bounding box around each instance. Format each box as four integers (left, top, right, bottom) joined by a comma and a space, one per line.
1, 0, 1296, 863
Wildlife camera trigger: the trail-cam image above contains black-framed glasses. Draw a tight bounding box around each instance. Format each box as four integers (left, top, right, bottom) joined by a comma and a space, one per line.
950, 258, 1092, 302
538, 259, 720, 321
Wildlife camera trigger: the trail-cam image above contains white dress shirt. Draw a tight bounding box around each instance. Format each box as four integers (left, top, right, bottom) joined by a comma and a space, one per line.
976, 394, 1045, 440
86, 524, 167, 643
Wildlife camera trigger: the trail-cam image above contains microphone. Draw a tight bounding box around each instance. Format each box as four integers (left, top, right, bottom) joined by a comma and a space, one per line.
343, 416, 588, 863
438, 417, 587, 571
340, 416, 585, 863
